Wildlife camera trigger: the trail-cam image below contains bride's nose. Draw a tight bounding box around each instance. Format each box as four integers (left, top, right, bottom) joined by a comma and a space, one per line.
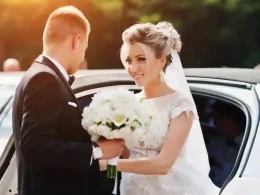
129, 63, 138, 73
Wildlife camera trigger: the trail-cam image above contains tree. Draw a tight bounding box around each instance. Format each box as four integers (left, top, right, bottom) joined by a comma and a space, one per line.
0, 0, 259, 70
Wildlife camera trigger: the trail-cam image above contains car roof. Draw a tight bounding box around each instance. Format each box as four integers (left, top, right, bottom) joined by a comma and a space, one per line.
184, 68, 260, 84
0, 68, 259, 85
75, 68, 260, 84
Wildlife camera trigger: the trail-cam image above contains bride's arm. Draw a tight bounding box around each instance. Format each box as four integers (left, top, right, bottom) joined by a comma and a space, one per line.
117, 112, 194, 175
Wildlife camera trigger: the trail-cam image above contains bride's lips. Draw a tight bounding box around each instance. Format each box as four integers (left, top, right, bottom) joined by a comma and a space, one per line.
133, 74, 144, 80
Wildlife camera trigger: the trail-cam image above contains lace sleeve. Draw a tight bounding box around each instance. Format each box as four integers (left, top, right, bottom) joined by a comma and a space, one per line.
170, 93, 199, 120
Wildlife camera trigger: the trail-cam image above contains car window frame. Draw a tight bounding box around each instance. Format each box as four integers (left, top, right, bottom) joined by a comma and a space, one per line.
239, 85, 260, 178
190, 88, 251, 192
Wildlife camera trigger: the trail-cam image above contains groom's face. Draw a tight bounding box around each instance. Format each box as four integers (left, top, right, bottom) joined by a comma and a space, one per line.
123, 43, 164, 87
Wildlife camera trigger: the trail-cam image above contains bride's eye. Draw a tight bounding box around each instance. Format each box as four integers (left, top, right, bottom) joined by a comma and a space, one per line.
138, 57, 146, 62
125, 58, 132, 64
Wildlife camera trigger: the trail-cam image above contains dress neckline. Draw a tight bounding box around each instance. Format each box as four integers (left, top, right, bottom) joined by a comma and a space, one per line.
137, 91, 178, 101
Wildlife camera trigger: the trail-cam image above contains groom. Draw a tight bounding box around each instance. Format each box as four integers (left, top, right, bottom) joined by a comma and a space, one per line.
12, 6, 124, 195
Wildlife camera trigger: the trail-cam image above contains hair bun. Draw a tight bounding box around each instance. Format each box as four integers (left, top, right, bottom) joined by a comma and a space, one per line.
156, 21, 182, 52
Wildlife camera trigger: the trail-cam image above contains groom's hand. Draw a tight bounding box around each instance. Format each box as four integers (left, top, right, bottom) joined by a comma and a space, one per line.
97, 139, 124, 159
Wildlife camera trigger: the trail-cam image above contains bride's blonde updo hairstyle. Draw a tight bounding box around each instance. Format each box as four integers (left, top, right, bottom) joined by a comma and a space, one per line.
120, 21, 182, 70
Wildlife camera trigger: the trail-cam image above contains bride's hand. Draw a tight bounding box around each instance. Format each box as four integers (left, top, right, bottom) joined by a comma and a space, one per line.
122, 145, 130, 159
99, 160, 107, 171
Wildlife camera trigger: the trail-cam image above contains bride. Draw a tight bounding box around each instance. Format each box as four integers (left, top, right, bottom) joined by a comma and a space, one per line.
114, 21, 220, 195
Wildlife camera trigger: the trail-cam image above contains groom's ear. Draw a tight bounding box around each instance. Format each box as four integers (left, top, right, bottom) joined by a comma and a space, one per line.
71, 34, 82, 49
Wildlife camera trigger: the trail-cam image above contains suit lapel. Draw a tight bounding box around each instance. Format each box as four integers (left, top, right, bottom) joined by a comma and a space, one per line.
35, 55, 81, 116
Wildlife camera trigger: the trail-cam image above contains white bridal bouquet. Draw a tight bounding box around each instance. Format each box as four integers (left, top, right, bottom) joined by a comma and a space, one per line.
81, 87, 152, 178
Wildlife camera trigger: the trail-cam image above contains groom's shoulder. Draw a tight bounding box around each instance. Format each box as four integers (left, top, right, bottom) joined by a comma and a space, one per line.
21, 62, 58, 87
29, 61, 56, 77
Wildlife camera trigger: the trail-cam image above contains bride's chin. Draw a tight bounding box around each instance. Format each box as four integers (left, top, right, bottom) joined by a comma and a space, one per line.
133, 76, 145, 86
134, 81, 144, 87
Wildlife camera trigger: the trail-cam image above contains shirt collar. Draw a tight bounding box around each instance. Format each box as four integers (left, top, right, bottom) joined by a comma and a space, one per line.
42, 54, 69, 81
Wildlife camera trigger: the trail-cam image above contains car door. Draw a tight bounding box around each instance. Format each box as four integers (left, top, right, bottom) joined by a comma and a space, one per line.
0, 86, 16, 195
219, 84, 260, 195
187, 79, 259, 195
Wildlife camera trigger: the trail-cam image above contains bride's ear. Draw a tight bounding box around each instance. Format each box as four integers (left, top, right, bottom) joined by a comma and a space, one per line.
159, 56, 167, 70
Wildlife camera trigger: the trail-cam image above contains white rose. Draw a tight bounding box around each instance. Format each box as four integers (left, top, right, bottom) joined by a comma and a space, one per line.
91, 135, 100, 142
88, 124, 98, 136
109, 130, 122, 139
119, 126, 132, 139
97, 104, 112, 122
81, 119, 90, 130
97, 125, 111, 139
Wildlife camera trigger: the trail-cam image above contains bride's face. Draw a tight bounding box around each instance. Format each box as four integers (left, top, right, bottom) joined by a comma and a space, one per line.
122, 43, 164, 87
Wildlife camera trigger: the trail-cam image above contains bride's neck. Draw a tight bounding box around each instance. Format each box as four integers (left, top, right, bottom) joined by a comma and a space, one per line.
143, 81, 172, 99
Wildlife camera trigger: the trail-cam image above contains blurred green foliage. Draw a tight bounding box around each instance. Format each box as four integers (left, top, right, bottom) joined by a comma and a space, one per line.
0, 0, 259, 70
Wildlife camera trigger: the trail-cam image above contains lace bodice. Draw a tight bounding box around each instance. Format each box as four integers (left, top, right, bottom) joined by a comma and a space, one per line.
124, 92, 197, 153
120, 92, 220, 195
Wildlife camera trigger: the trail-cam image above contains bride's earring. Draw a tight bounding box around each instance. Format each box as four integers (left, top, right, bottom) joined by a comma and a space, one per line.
160, 70, 165, 82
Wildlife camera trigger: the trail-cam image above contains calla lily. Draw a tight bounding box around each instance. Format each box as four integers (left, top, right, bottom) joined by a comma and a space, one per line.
110, 112, 128, 127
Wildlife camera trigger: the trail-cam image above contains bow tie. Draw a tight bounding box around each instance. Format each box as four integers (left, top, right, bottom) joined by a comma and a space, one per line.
68, 75, 75, 86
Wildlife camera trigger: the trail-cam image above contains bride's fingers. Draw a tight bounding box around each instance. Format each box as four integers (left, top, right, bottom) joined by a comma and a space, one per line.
116, 147, 124, 156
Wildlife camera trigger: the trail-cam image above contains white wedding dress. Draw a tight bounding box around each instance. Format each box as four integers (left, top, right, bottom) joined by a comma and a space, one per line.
120, 91, 220, 195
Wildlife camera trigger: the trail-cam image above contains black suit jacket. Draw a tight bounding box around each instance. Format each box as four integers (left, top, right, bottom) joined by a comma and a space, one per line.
12, 56, 100, 195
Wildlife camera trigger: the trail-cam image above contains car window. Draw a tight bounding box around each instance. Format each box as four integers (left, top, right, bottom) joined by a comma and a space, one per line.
0, 85, 14, 156
0, 86, 13, 110
193, 94, 246, 187
0, 106, 13, 156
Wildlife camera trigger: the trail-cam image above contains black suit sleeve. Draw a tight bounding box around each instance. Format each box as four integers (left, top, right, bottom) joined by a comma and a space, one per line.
20, 72, 96, 170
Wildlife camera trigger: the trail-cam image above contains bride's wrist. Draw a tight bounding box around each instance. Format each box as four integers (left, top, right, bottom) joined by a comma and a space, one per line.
107, 156, 120, 166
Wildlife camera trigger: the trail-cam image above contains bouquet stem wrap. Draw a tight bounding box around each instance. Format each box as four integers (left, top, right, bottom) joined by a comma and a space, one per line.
107, 156, 119, 179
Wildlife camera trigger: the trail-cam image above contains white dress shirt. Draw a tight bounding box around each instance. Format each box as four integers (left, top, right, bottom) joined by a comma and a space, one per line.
42, 54, 69, 81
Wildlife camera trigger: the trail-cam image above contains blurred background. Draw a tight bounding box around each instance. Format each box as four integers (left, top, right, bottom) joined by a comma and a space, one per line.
0, 0, 260, 71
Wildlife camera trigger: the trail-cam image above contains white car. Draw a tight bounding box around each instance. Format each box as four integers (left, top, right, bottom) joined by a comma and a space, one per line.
0, 68, 259, 195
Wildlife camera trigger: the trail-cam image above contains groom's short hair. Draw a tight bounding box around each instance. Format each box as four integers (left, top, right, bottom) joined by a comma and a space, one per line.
43, 6, 90, 45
